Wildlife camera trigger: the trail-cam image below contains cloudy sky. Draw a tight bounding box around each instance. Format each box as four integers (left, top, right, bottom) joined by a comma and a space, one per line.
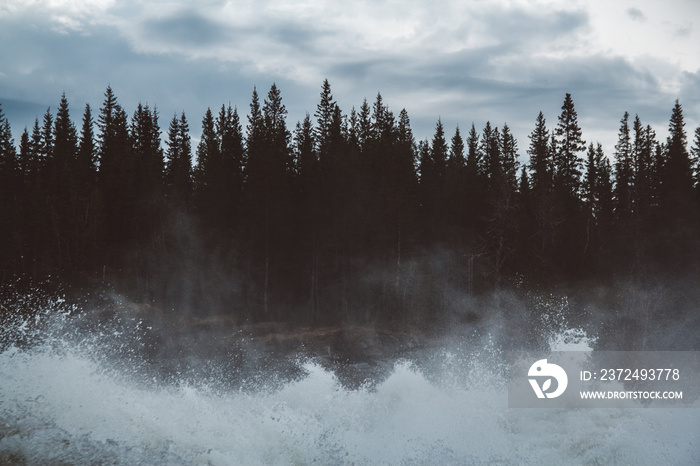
1, 0, 698, 158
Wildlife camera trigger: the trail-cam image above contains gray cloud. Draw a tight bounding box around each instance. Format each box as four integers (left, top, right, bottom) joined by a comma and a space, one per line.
0, 0, 697, 160
627, 8, 646, 21
477, 7, 589, 47
675, 24, 692, 37
143, 11, 230, 47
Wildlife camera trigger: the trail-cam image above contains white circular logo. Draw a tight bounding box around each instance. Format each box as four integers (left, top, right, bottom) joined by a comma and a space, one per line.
528, 359, 568, 399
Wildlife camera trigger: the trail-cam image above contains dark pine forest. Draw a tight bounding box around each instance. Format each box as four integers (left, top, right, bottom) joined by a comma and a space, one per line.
1, 82, 699, 325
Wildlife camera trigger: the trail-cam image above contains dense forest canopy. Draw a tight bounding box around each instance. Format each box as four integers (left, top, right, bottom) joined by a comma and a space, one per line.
1, 81, 699, 324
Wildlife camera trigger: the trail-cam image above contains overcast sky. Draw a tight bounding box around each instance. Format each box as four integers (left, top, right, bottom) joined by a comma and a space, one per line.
1, 0, 699, 159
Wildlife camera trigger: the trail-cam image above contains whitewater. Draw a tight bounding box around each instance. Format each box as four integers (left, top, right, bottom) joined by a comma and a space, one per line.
1, 291, 699, 464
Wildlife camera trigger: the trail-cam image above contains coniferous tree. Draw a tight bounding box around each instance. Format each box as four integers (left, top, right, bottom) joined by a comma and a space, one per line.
394, 108, 417, 284
596, 143, 614, 272
611, 111, 635, 267
73, 103, 99, 269
8, 83, 700, 324
430, 118, 448, 191
651, 133, 665, 208
131, 103, 163, 203
479, 121, 500, 195
51, 94, 77, 193
19, 119, 48, 273
417, 138, 433, 229
313, 81, 343, 258
515, 167, 536, 271
97, 86, 134, 255
630, 115, 655, 265
596, 144, 614, 229
528, 112, 553, 197
130, 102, 164, 269
582, 142, 609, 272
691, 126, 700, 186
486, 123, 519, 285
76, 104, 97, 196
294, 113, 319, 321
18, 128, 30, 177
659, 100, 696, 266
553, 93, 585, 200
38, 109, 55, 191
314, 79, 335, 159
582, 143, 598, 214
295, 114, 316, 185
499, 123, 519, 191
357, 98, 372, 153
613, 112, 633, 222
464, 123, 484, 244
0, 104, 19, 273
632, 115, 653, 224
0, 104, 17, 181
419, 119, 448, 242
552, 93, 586, 277
244, 84, 294, 319
29, 119, 43, 177
194, 107, 220, 223
47, 93, 79, 268
691, 126, 700, 212
216, 104, 245, 231
164, 112, 192, 202
445, 126, 466, 238
449, 126, 465, 168
526, 113, 557, 273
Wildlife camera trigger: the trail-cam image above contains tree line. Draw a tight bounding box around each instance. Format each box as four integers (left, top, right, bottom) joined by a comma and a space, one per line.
1, 81, 699, 324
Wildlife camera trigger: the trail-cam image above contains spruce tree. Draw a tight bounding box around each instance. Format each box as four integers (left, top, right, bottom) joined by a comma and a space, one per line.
394, 108, 417, 285
448, 126, 465, 169
463, 123, 484, 242
551, 94, 586, 276
527, 111, 552, 197
97, 86, 134, 253
553, 93, 585, 199
419, 119, 447, 241
583, 142, 598, 213
690, 126, 700, 191
314, 79, 335, 158
357, 98, 372, 152
445, 126, 466, 236
47, 93, 79, 268
0, 104, 18, 273
164, 112, 192, 202
613, 111, 634, 222
131, 103, 163, 200
659, 100, 696, 266
194, 107, 220, 221
499, 123, 519, 192
51, 93, 78, 192
294, 113, 320, 321
76, 104, 97, 195
40, 109, 54, 174
431, 118, 448, 185
216, 104, 245, 230
479, 122, 502, 204
0, 103, 16, 179
130, 102, 164, 269
70, 103, 99, 269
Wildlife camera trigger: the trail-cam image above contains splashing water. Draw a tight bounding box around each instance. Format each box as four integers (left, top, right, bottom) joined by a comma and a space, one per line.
1, 291, 698, 464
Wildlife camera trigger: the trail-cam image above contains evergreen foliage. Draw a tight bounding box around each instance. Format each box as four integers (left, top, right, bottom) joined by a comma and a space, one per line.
1, 86, 698, 324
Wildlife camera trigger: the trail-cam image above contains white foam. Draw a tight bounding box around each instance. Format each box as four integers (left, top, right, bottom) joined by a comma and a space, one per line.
2, 340, 699, 465
1, 294, 698, 464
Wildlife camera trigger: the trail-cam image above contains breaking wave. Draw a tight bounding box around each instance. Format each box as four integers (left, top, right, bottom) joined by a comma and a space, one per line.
1, 288, 698, 465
